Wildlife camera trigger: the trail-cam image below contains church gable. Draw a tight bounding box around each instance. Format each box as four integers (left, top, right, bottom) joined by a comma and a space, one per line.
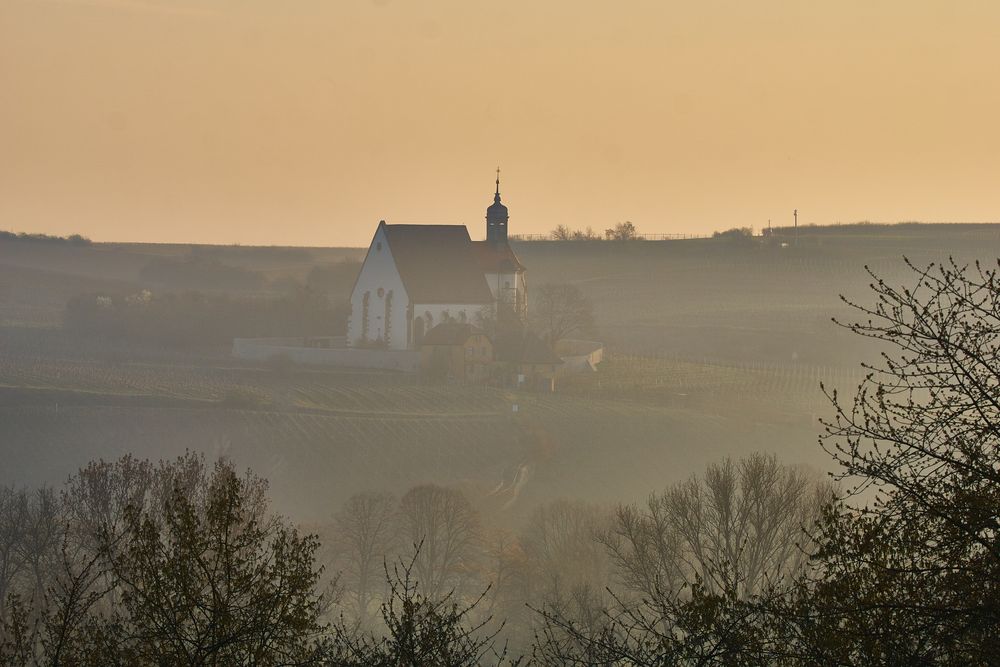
351, 223, 407, 302
348, 223, 409, 348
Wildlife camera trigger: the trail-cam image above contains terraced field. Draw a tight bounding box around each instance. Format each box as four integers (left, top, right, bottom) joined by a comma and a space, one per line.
0, 396, 822, 521
0, 348, 829, 520
559, 353, 867, 415
0, 404, 520, 518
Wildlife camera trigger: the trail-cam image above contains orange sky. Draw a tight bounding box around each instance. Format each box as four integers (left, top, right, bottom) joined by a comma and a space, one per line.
2, 0, 999, 246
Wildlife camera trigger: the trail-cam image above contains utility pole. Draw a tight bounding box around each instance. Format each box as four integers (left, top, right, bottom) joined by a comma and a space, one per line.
793, 209, 798, 245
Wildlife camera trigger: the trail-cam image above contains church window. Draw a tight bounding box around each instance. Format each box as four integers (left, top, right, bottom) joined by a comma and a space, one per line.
384, 290, 393, 345
458, 311, 467, 322
361, 291, 370, 340
376, 242, 383, 251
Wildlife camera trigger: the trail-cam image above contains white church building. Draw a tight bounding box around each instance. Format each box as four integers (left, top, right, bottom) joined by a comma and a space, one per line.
348, 174, 527, 350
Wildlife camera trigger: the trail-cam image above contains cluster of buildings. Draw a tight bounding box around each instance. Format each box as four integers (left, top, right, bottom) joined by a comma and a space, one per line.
234, 172, 600, 391
346, 172, 569, 390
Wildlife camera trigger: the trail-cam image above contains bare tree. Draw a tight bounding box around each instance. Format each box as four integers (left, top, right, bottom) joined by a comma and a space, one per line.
481, 530, 525, 615
398, 485, 480, 601
805, 257, 1000, 661
531, 283, 594, 345
550, 225, 573, 241
599, 501, 686, 604
17, 488, 62, 606
61, 454, 154, 557
97, 457, 328, 664
0, 488, 27, 626
1, 546, 111, 666
329, 492, 398, 626
521, 500, 613, 640
531, 457, 828, 665
332, 549, 519, 666
604, 221, 638, 241
3, 453, 330, 665
604, 454, 831, 602
532, 579, 778, 666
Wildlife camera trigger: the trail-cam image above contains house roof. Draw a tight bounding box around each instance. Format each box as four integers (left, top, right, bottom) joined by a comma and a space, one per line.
471, 240, 525, 273
495, 331, 563, 365
382, 224, 495, 305
421, 322, 488, 346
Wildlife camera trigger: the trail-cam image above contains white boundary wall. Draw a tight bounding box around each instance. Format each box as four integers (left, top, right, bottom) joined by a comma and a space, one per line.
233, 338, 420, 372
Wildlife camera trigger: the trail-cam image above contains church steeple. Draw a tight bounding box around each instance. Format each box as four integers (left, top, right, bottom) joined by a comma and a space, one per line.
486, 167, 509, 244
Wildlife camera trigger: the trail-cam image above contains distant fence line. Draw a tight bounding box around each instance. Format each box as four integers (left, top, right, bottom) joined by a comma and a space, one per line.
607, 349, 867, 380
510, 233, 711, 242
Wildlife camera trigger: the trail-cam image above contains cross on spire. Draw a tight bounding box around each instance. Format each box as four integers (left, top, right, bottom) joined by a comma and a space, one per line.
486, 166, 509, 243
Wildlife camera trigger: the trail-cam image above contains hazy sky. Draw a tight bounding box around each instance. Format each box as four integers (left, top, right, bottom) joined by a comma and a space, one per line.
2, 0, 999, 246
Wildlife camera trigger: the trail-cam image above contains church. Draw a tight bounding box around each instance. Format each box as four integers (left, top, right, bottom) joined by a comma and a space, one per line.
348, 173, 527, 350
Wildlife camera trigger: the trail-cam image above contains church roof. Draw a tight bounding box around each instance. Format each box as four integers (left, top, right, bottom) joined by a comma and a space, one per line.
382, 223, 495, 305
471, 240, 524, 273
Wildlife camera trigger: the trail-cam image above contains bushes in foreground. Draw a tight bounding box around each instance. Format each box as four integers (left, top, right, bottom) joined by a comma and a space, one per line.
0, 454, 329, 665
532, 259, 1000, 665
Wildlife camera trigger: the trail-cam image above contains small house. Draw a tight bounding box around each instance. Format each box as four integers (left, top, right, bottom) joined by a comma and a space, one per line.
420, 322, 494, 382
495, 331, 563, 392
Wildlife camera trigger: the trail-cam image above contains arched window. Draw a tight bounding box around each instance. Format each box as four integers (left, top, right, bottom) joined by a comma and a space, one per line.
383, 290, 393, 345
361, 291, 370, 340
413, 316, 425, 345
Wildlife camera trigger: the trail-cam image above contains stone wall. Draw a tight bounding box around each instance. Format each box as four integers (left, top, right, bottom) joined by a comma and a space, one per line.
232, 337, 420, 371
